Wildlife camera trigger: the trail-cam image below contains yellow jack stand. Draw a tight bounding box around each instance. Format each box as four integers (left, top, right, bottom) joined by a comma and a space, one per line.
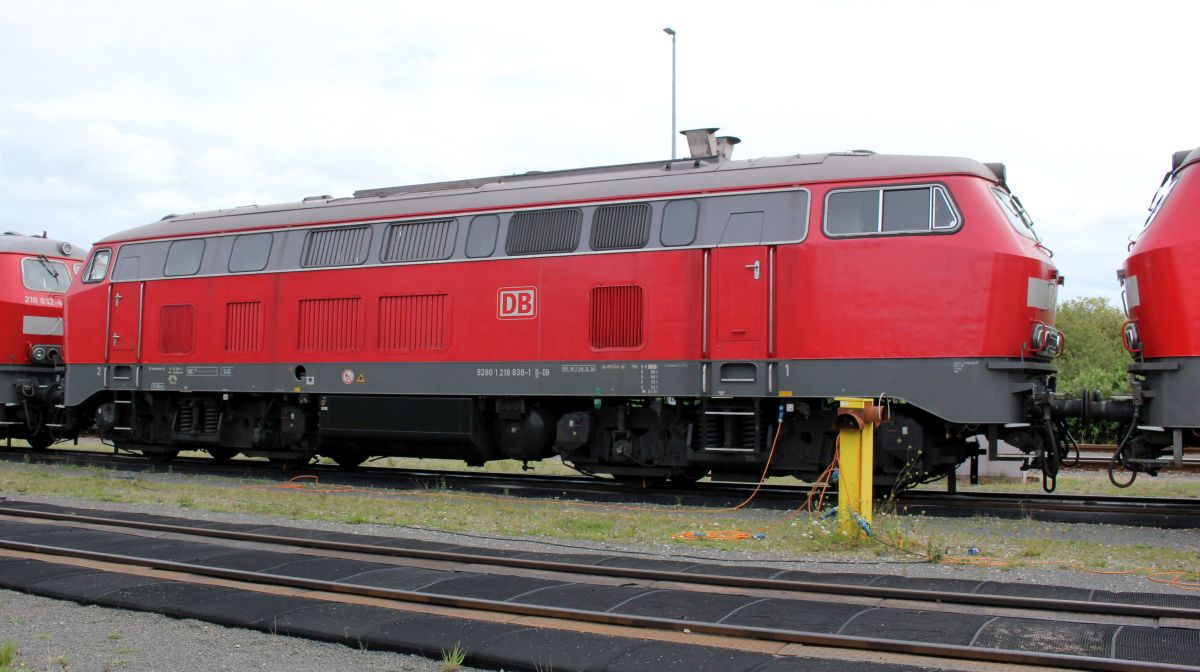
835, 397, 887, 537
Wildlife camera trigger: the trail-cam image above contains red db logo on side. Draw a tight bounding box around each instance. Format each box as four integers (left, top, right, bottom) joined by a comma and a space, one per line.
497, 287, 536, 320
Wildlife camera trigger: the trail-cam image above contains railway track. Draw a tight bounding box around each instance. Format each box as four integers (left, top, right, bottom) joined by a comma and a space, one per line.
3, 446, 1199, 528
1072, 444, 1200, 472
0, 501, 1196, 671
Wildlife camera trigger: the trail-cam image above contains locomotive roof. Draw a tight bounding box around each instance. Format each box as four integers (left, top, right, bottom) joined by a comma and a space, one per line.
0, 233, 85, 259
99, 150, 1004, 244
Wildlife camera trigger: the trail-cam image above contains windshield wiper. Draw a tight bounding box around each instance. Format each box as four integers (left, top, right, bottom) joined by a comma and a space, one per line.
36, 255, 60, 280
1008, 194, 1037, 230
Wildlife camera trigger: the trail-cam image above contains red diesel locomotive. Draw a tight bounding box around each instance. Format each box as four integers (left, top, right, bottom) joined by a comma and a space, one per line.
1107, 146, 1200, 484
0, 233, 84, 449
61, 129, 1068, 487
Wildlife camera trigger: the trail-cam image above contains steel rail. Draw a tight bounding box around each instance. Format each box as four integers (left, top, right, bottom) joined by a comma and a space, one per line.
3, 448, 1198, 523
7, 446, 1200, 506
898, 491, 1200, 512
1, 504, 1196, 622
0, 538, 1189, 672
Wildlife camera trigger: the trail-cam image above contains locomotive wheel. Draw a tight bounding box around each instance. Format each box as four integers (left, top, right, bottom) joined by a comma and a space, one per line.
615, 474, 668, 489
24, 433, 53, 451
331, 450, 370, 470
145, 450, 180, 464
207, 447, 239, 463
668, 467, 709, 486
269, 456, 311, 470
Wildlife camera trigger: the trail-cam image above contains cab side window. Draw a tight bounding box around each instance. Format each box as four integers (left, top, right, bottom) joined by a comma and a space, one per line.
83, 249, 112, 283
825, 185, 959, 236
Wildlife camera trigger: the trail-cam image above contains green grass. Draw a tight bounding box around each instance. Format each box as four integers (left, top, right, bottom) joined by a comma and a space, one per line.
441, 642, 466, 671
0, 460, 1195, 582
0, 641, 17, 671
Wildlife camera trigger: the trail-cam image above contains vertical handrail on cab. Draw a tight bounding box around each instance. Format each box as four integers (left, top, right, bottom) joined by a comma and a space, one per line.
136, 282, 145, 362
103, 283, 113, 364
701, 248, 710, 395
768, 245, 777, 394
768, 246, 776, 357
702, 248, 710, 358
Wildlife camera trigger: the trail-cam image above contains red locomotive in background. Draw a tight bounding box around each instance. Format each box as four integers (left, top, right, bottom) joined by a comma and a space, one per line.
0, 233, 84, 449
1104, 146, 1200, 484
51, 128, 1069, 489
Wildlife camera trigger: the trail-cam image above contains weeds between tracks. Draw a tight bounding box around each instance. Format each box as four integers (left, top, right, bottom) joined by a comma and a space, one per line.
0, 461, 1196, 581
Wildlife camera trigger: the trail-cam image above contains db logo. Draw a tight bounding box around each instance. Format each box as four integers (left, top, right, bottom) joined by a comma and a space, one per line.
497, 287, 537, 320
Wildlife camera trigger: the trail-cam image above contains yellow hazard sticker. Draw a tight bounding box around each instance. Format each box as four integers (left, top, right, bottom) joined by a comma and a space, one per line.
356, 373, 366, 384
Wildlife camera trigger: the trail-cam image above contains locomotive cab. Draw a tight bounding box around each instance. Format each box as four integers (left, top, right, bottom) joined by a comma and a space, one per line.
1104, 146, 1200, 483
0, 233, 85, 449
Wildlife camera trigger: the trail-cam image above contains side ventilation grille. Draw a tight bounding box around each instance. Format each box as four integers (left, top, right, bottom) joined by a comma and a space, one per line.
589, 285, 644, 349
159, 304, 194, 354
506, 208, 582, 255
379, 293, 448, 351
224, 301, 263, 353
591, 203, 650, 250
381, 219, 457, 262
300, 226, 371, 267
298, 297, 361, 351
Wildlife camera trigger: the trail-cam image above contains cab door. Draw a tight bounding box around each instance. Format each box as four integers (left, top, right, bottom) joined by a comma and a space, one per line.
106, 281, 143, 364
711, 211, 769, 361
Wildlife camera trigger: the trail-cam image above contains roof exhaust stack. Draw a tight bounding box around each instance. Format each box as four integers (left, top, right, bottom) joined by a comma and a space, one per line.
715, 135, 740, 160
681, 127, 719, 159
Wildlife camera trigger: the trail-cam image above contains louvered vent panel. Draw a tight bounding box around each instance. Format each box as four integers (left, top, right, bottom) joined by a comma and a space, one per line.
298, 298, 361, 351
506, 209, 582, 255
589, 285, 644, 349
591, 203, 651, 250
381, 219, 456, 262
224, 301, 263, 353
159, 304, 195, 354
300, 226, 370, 267
378, 294, 447, 351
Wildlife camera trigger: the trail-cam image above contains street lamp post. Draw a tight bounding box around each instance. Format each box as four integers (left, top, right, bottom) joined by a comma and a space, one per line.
663, 27, 676, 159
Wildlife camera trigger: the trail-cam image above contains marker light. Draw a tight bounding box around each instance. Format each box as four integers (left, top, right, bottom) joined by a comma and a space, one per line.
1122, 320, 1142, 354
1030, 322, 1065, 358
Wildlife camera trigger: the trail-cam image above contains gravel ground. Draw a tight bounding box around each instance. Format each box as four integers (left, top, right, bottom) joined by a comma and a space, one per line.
0, 588, 488, 672
0, 488, 1197, 671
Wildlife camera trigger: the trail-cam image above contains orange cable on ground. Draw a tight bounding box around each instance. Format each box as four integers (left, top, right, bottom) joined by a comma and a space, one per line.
671, 418, 784, 542
242, 474, 367, 495
676, 424, 844, 540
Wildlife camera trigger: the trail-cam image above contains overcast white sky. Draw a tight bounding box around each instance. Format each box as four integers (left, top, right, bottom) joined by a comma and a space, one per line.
1, 0, 1195, 303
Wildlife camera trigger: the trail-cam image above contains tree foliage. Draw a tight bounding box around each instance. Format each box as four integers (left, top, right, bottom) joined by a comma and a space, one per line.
1053, 297, 1131, 443
1053, 297, 1131, 397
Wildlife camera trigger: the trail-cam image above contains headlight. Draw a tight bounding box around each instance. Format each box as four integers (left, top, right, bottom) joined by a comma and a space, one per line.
1030, 323, 1047, 352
